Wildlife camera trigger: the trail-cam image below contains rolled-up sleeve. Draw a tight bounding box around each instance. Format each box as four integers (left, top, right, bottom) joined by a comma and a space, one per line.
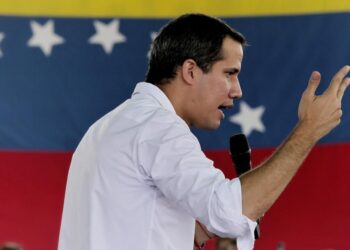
138, 118, 256, 250
208, 178, 256, 249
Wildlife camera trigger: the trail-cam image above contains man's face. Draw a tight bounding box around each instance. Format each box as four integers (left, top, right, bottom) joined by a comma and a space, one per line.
189, 37, 243, 130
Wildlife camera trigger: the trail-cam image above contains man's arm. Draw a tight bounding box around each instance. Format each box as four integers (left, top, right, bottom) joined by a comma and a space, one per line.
240, 66, 350, 221
193, 221, 215, 249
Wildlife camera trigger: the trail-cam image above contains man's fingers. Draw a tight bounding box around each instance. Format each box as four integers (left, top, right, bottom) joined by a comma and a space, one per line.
327, 65, 350, 95
304, 71, 321, 97
337, 77, 350, 100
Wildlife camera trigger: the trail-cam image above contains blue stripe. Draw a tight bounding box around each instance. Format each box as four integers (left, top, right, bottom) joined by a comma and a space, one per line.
0, 13, 349, 150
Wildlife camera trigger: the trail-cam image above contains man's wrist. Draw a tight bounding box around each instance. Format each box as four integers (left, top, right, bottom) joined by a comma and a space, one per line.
293, 121, 319, 146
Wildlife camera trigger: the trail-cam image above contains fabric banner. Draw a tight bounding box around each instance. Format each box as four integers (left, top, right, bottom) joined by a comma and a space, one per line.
0, 1, 349, 249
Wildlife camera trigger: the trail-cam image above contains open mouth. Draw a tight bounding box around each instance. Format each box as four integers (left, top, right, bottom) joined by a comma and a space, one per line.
218, 104, 233, 110
218, 104, 233, 120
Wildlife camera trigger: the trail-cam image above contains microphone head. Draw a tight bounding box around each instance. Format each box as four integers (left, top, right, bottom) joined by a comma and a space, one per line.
230, 134, 250, 155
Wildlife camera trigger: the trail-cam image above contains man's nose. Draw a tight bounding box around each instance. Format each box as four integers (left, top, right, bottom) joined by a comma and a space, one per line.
229, 80, 242, 100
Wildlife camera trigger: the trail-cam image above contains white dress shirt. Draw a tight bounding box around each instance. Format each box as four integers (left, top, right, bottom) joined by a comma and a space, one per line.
58, 82, 256, 250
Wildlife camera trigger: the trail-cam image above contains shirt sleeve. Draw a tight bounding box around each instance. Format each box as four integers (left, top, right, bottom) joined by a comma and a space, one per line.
138, 120, 256, 249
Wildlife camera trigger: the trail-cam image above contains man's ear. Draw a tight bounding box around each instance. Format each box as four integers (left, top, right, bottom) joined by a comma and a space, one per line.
181, 59, 200, 85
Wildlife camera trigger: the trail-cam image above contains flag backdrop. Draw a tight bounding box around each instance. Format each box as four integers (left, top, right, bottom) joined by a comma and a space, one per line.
1, 1, 350, 249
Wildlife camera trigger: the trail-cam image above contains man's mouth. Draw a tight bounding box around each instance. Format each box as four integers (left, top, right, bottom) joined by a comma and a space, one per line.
218, 104, 233, 110
218, 104, 233, 120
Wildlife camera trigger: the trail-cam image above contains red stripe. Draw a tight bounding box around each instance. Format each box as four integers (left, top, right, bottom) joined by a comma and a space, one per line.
0, 151, 72, 250
205, 143, 350, 249
1, 143, 350, 249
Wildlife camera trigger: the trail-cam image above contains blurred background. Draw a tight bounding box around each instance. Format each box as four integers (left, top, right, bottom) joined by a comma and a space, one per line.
0, 0, 350, 249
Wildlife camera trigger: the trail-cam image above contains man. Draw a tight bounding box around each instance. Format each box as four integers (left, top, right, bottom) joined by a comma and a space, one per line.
58, 14, 350, 250
0, 242, 23, 250
216, 238, 237, 250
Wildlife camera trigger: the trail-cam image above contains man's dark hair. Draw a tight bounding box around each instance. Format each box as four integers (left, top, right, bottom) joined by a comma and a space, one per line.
145, 13, 246, 85
216, 238, 237, 249
0, 242, 23, 250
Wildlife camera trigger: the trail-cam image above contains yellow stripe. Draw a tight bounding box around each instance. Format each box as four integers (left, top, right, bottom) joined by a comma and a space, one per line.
0, 0, 350, 18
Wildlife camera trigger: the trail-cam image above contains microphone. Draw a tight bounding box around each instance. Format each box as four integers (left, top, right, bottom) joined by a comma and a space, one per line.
230, 134, 251, 176
230, 133, 261, 239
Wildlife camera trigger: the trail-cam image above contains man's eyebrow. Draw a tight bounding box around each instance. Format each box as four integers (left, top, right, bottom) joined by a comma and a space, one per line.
225, 67, 240, 73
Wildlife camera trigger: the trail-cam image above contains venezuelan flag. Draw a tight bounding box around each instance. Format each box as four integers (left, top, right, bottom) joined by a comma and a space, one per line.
0, 1, 350, 249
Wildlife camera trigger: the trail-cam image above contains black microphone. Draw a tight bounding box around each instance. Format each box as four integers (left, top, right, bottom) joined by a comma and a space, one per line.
230, 133, 261, 239
230, 134, 251, 176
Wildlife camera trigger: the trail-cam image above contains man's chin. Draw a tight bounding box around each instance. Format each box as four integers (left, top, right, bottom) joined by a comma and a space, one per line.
195, 121, 221, 130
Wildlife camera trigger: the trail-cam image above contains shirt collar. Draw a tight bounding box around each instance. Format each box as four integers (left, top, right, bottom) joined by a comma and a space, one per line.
132, 82, 176, 113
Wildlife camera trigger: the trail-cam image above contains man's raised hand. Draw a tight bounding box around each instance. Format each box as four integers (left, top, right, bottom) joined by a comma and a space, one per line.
298, 65, 350, 141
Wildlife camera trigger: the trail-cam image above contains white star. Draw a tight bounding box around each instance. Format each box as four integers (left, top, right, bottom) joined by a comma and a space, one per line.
88, 19, 126, 54
150, 31, 158, 41
229, 101, 266, 136
27, 20, 64, 57
147, 31, 158, 58
0, 32, 5, 58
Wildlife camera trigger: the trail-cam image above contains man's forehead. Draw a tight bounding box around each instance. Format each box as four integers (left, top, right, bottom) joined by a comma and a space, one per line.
220, 37, 244, 61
